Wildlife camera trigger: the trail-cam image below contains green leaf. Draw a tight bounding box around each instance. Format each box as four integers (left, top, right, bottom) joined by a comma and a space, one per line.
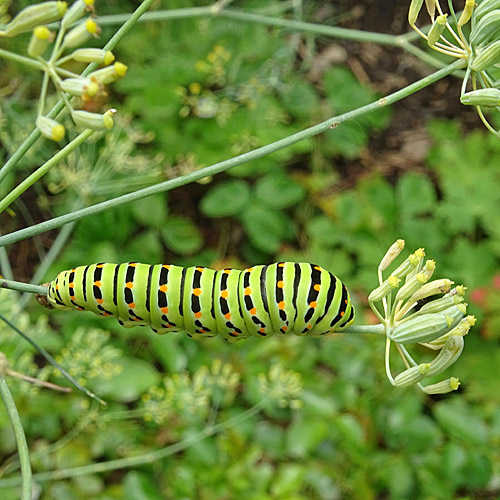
200, 179, 251, 217
433, 401, 489, 445
396, 173, 436, 216
96, 357, 161, 403
271, 464, 306, 497
161, 216, 203, 255
336, 191, 364, 230
131, 194, 168, 227
307, 215, 340, 247
123, 471, 164, 500
241, 205, 287, 253
255, 172, 305, 209
286, 417, 329, 458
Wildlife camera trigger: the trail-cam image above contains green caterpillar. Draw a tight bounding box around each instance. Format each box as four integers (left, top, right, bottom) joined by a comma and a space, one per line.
45, 262, 355, 342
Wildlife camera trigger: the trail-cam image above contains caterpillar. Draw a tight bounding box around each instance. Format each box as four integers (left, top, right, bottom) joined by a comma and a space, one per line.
44, 262, 355, 342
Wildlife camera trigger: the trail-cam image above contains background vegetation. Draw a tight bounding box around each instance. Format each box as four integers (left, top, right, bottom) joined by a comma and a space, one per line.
0, 0, 500, 498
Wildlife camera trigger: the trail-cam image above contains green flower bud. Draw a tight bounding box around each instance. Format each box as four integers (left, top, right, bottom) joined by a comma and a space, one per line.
470, 9, 500, 47
424, 315, 475, 349
417, 293, 463, 315
475, 0, 500, 21
36, 115, 65, 141
422, 377, 460, 394
60, 77, 99, 96
394, 363, 430, 387
27, 25, 53, 57
428, 14, 447, 47
472, 40, 500, 71
409, 0, 425, 26
71, 109, 115, 130
411, 278, 453, 302
368, 275, 401, 302
395, 272, 429, 302
0, 1, 67, 37
70, 48, 115, 65
426, 335, 464, 376
379, 239, 405, 271
425, 0, 436, 18
458, 0, 475, 26
391, 305, 464, 344
88, 62, 128, 84
61, 0, 95, 29
460, 88, 500, 107
64, 18, 100, 48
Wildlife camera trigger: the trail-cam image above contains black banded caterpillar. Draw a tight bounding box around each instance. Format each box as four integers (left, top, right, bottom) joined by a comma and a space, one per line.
44, 262, 355, 342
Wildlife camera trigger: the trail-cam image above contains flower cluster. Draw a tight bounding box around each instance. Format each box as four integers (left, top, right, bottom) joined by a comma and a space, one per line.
369, 240, 475, 394
408, 0, 500, 135
258, 363, 303, 409
0, 0, 127, 141
53, 327, 123, 384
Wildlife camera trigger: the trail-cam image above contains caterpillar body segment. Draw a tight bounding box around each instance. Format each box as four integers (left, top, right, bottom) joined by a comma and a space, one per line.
46, 262, 355, 341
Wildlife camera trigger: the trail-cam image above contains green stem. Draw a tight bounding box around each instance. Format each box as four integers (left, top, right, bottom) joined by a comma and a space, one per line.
0, 47, 44, 70
342, 324, 385, 335
0, 0, 158, 186
0, 399, 267, 486
0, 279, 46, 295
0, 377, 32, 500
0, 58, 466, 248
0, 129, 94, 215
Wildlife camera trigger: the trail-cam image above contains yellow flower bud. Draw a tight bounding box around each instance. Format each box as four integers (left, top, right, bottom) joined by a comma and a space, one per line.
28, 25, 53, 57
36, 115, 66, 141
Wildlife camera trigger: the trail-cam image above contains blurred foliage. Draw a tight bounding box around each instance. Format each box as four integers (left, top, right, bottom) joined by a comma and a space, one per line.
1, 1, 500, 499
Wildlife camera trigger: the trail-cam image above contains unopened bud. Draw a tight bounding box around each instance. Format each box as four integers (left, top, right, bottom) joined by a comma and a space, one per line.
461, 88, 500, 107
428, 14, 447, 47
70, 48, 115, 65
422, 377, 460, 394
418, 293, 463, 315
425, 0, 436, 18
475, 0, 500, 21
27, 25, 53, 57
36, 115, 65, 141
391, 305, 464, 344
71, 109, 115, 130
472, 40, 500, 71
394, 363, 430, 387
454, 285, 467, 297
369, 275, 400, 302
411, 278, 453, 302
470, 10, 500, 46
458, 0, 475, 26
88, 62, 128, 84
379, 239, 405, 271
60, 77, 98, 96
409, 0, 425, 26
396, 272, 429, 302
64, 18, 100, 48
426, 335, 464, 376
61, 0, 95, 29
0, 1, 67, 37
424, 315, 475, 349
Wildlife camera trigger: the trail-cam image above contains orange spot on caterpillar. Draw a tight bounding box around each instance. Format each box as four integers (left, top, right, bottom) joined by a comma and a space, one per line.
340, 311, 345, 316
96, 299, 104, 304
220, 290, 229, 299
102, 312, 110, 316
278, 301, 285, 309
96, 264, 104, 268
77, 307, 84, 311
250, 307, 257, 315
94, 281, 101, 287
69, 283, 74, 288
244, 287, 251, 295
196, 267, 204, 272
314, 284, 321, 292
129, 302, 136, 309
307, 324, 312, 329
224, 313, 231, 320
231, 331, 239, 336
159, 284, 167, 292
163, 264, 170, 269
247, 267, 254, 272
259, 328, 266, 333
314, 266, 321, 271
161, 307, 168, 314
193, 288, 202, 296
129, 263, 137, 267
126, 282, 134, 289
309, 301, 317, 308
281, 325, 288, 331
277, 281, 284, 288
195, 312, 202, 318
278, 262, 285, 267
56, 284, 59, 290
224, 269, 231, 274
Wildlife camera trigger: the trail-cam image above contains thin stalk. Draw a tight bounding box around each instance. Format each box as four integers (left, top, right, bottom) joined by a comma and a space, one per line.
0, 235, 13, 280
341, 324, 385, 335
0, 377, 32, 500
0, 47, 44, 70
0, 399, 267, 486
0, 279, 46, 295
0, 0, 158, 186
0, 314, 106, 406
0, 129, 95, 215
0, 58, 466, 248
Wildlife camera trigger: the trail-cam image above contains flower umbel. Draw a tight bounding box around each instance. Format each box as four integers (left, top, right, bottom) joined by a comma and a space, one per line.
369, 239, 474, 394
408, 0, 500, 136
